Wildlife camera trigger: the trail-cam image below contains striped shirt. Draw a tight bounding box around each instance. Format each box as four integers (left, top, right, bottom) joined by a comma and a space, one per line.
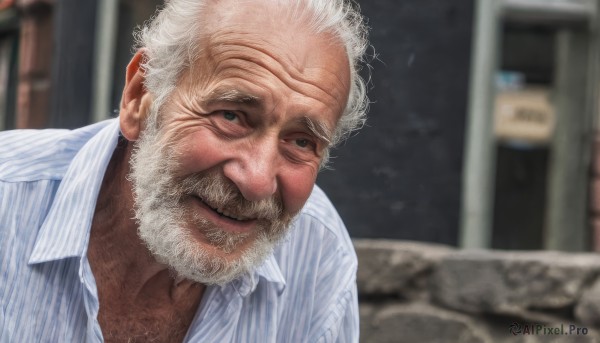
0, 119, 359, 343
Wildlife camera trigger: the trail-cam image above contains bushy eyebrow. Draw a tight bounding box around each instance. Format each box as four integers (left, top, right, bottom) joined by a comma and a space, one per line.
300, 116, 332, 146
205, 88, 262, 107
204, 88, 333, 146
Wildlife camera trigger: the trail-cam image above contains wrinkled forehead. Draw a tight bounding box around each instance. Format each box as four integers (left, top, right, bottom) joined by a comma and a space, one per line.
181, 0, 351, 96
170, 0, 351, 117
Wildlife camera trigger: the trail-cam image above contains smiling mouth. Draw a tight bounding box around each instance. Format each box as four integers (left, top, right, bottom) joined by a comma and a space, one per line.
196, 196, 252, 222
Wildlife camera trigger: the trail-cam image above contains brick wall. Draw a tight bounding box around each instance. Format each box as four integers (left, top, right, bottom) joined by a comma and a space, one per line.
14, 0, 53, 128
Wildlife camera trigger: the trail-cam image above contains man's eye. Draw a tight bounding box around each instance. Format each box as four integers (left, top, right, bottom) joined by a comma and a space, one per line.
295, 139, 309, 148
223, 111, 237, 121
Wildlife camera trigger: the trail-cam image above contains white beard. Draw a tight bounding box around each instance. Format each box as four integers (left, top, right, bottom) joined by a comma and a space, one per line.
129, 108, 295, 285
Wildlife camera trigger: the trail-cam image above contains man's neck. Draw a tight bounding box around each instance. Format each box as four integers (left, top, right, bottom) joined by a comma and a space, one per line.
87, 139, 205, 342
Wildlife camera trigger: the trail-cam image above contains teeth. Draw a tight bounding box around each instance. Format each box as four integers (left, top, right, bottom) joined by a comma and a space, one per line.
196, 197, 250, 221
214, 205, 247, 221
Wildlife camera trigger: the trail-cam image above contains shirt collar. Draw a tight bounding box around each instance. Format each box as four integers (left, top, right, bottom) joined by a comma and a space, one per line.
232, 253, 287, 297
28, 119, 120, 264
28, 118, 286, 294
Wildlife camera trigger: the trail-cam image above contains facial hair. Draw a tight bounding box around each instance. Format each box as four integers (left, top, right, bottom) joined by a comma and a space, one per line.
129, 108, 296, 285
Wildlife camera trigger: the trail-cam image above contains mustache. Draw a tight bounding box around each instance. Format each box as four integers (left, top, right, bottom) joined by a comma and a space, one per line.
178, 171, 284, 221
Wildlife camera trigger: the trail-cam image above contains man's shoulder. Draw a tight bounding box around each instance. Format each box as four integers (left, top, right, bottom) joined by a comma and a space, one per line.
0, 121, 113, 182
287, 185, 356, 264
269, 186, 358, 342
275, 183, 357, 283
300, 185, 353, 244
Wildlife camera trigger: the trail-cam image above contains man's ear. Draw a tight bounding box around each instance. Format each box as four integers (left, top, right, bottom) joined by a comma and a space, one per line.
120, 48, 153, 141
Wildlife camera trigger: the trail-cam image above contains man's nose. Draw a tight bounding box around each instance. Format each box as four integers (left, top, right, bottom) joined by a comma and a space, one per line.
222, 141, 279, 202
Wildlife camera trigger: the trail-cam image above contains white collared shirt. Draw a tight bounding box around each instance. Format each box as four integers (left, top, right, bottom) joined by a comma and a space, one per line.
0, 119, 359, 342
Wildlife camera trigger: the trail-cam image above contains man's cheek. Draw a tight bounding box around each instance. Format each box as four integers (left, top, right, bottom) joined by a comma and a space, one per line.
170, 132, 228, 176
281, 172, 317, 214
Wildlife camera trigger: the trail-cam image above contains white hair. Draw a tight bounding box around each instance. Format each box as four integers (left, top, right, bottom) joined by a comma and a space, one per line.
135, 0, 370, 146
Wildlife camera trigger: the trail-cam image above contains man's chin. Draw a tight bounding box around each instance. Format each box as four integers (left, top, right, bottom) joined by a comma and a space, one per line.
140, 221, 278, 285
191, 228, 256, 258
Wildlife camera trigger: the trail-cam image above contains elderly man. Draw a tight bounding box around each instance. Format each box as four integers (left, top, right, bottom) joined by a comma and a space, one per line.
0, 0, 368, 341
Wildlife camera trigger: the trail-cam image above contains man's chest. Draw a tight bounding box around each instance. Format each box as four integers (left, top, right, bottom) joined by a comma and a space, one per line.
91, 269, 204, 343
97, 305, 195, 343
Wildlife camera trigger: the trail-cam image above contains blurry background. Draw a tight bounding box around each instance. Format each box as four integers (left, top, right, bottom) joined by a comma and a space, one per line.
1, 0, 599, 253
2, 0, 600, 340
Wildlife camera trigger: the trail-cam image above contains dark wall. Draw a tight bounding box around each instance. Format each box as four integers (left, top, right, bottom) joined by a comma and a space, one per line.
492, 145, 548, 250
317, 1, 474, 245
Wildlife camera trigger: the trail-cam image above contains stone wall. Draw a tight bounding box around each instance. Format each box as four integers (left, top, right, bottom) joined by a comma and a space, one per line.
355, 239, 600, 342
